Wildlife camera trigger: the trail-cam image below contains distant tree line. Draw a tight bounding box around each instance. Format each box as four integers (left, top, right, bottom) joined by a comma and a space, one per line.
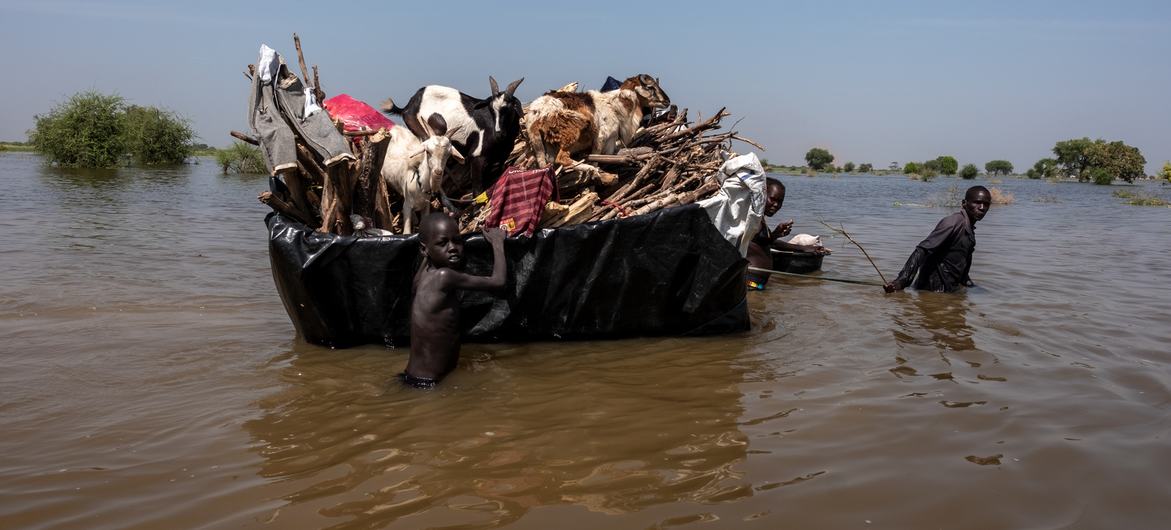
762, 142, 1151, 186
29, 90, 195, 167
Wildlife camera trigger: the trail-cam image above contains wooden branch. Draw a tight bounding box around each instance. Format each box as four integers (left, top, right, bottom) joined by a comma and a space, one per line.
818, 220, 888, 285
230, 130, 259, 145
258, 191, 309, 225
312, 64, 325, 103
292, 33, 312, 87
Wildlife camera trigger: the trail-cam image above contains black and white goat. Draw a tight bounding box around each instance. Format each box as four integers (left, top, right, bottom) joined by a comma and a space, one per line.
382, 76, 524, 194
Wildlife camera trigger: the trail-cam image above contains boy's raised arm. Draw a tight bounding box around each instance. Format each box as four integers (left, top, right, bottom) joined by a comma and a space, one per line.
444, 227, 507, 291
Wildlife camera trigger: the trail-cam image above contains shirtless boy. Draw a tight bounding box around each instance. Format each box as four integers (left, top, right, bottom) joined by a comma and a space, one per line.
402, 213, 506, 388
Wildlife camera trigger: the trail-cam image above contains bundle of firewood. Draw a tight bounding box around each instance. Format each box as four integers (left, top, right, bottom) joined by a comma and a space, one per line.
458, 106, 761, 232
241, 34, 398, 236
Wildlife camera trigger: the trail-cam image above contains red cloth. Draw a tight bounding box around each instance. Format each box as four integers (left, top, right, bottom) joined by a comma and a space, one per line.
484, 167, 557, 236
322, 94, 395, 133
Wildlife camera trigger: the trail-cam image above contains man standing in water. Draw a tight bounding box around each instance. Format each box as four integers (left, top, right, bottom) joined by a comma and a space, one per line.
403, 213, 507, 388
746, 177, 830, 288
884, 185, 991, 293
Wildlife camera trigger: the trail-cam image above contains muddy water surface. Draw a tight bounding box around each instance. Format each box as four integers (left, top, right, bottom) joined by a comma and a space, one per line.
2, 152, 1170, 529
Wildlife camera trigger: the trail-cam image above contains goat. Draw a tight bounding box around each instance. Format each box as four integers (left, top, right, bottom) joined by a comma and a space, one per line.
524, 74, 669, 185
382, 76, 524, 195
380, 114, 465, 234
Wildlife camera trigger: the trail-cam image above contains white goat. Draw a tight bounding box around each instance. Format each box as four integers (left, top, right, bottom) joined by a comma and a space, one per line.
380, 114, 464, 234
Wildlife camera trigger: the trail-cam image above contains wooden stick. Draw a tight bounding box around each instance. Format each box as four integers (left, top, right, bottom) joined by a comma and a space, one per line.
258, 191, 309, 225
230, 130, 259, 145
747, 266, 886, 287
292, 33, 312, 86
817, 220, 889, 285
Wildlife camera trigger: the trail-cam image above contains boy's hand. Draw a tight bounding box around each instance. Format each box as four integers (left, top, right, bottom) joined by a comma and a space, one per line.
812, 245, 832, 256
883, 280, 904, 293
483, 226, 506, 247
777, 217, 796, 236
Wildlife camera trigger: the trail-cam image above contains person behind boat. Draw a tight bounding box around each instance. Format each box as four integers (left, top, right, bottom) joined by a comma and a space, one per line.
884, 186, 991, 293
746, 177, 831, 289
402, 213, 507, 388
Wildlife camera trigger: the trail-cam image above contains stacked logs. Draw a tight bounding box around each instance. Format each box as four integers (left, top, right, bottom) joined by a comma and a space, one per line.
458, 104, 761, 232
244, 34, 398, 236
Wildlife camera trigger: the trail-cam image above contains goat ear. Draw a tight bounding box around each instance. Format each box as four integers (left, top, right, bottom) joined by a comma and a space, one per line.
448, 145, 466, 164
504, 77, 524, 97
489, 76, 500, 96
426, 113, 448, 137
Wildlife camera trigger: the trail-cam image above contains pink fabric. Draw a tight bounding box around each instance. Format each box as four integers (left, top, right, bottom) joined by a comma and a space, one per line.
484, 167, 557, 236
323, 94, 395, 132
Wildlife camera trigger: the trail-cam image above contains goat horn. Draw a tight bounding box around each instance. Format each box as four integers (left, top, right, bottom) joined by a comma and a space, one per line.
505, 77, 524, 97
489, 76, 500, 96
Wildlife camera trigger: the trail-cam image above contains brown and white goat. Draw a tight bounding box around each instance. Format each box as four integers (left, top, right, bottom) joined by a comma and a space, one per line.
380, 114, 465, 234
524, 74, 669, 184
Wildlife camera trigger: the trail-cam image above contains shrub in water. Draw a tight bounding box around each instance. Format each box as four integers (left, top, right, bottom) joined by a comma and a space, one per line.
30, 91, 127, 167
1088, 167, 1113, 185
123, 105, 195, 165
215, 142, 266, 174
29, 90, 194, 168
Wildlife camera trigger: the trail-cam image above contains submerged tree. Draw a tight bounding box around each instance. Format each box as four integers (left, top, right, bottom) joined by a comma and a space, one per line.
985, 160, 1014, 176
935, 155, 958, 175
805, 147, 834, 171
1027, 158, 1058, 180
960, 163, 979, 180
843, 161, 856, 172
1085, 140, 1145, 184
1052, 137, 1094, 179
859, 163, 873, 173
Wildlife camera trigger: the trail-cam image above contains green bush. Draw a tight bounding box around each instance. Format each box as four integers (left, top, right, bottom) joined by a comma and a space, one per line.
29, 90, 194, 168
960, 164, 978, 180
30, 91, 127, 167
903, 161, 921, 175
936, 155, 958, 175
215, 142, 266, 174
123, 105, 195, 165
1088, 167, 1113, 185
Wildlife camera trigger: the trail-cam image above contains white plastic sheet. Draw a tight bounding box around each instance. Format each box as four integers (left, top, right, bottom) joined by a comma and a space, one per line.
698, 152, 765, 257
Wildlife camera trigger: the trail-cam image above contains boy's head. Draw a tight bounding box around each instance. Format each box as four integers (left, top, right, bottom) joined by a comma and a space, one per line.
962, 186, 991, 224
419, 212, 463, 269
764, 177, 786, 217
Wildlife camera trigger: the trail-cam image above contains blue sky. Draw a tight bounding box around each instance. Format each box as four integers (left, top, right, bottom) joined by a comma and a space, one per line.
2, 0, 1168, 172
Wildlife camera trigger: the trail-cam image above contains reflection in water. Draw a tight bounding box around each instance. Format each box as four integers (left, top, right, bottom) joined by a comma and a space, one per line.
245, 340, 750, 528
891, 291, 975, 353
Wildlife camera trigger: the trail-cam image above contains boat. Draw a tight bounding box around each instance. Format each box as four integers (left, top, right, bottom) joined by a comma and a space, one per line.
267, 203, 751, 348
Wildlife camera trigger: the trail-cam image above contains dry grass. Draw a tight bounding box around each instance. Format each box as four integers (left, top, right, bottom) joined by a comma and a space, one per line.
989, 187, 1014, 205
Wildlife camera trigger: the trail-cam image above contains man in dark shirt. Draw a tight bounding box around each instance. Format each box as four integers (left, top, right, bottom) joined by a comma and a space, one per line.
884, 186, 991, 293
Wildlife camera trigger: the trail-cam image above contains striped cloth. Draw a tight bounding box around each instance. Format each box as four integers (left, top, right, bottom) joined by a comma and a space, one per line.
484, 166, 557, 236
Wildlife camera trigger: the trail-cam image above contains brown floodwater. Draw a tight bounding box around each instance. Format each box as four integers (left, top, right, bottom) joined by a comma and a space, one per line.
2, 152, 1170, 529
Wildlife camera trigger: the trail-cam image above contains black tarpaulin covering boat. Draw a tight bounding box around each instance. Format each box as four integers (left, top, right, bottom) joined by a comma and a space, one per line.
267, 203, 750, 348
